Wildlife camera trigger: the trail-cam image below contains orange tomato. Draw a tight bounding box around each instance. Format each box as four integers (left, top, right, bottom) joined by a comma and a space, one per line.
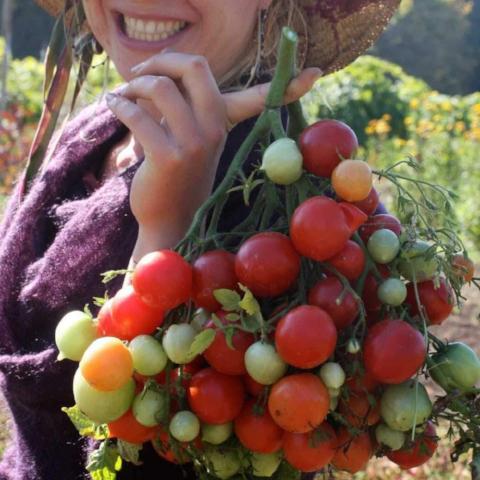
338, 392, 380, 428
452, 255, 475, 282
332, 429, 373, 474
108, 409, 156, 444
332, 160, 373, 202
80, 337, 133, 391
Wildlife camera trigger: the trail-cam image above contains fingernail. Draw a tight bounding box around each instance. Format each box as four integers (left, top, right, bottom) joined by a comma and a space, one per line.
131, 61, 145, 73
106, 92, 119, 106
312, 68, 323, 81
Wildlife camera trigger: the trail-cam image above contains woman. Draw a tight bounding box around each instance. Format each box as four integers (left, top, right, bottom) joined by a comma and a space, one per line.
0, 1, 399, 478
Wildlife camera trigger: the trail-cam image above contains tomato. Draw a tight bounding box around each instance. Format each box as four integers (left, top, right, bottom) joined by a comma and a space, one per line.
251, 451, 283, 477
387, 421, 437, 469
201, 422, 233, 445
275, 305, 337, 369
244, 342, 287, 385
332, 159, 373, 202
429, 342, 480, 393
268, 373, 329, 433
346, 338, 361, 355
261, 137, 303, 185
338, 392, 380, 428
55, 310, 97, 361
290, 196, 367, 261
359, 214, 402, 243
132, 250, 192, 310
80, 337, 133, 391
234, 399, 284, 453
332, 429, 373, 474
350, 188, 380, 216
362, 264, 390, 312
162, 324, 197, 365
319, 362, 346, 389
345, 369, 380, 394
129, 335, 167, 376
192, 250, 238, 312
406, 278, 454, 325
243, 374, 265, 397
187, 368, 245, 424
299, 119, 358, 177
326, 240, 366, 281
308, 277, 359, 330
234, 232, 300, 297
283, 422, 336, 472
367, 229, 400, 264
364, 319, 426, 384
204, 447, 241, 479
73, 369, 135, 424
380, 380, 432, 432
169, 410, 201, 442
452, 254, 475, 282
377, 278, 407, 307
152, 428, 191, 464
398, 240, 438, 282
108, 409, 156, 444
375, 423, 405, 451
203, 313, 254, 375
132, 388, 168, 427
96, 298, 115, 336
108, 286, 164, 341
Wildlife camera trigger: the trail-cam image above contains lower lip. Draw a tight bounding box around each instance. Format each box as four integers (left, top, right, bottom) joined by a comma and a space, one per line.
114, 13, 190, 52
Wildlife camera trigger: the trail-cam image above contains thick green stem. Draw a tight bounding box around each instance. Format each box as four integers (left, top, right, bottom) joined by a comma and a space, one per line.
287, 100, 308, 140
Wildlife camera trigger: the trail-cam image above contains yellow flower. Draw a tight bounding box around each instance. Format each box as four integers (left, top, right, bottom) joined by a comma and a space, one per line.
410, 99, 420, 109
405, 116, 414, 126
454, 121, 466, 133
441, 101, 453, 112
472, 103, 480, 116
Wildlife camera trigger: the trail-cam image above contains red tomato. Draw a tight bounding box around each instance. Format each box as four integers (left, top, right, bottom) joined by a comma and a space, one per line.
290, 196, 367, 261
387, 421, 438, 469
156, 361, 205, 397
359, 214, 402, 242
108, 409, 156, 444
234, 232, 300, 297
243, 374, 264, 397
406, 278, 454, 325
203, 313, 254, 375
283, 423, 337, 472
333, 429, 373, 474
268, 373, 330, 433
96, 298, 114, 336
187, 368, 245, 424
152, 428, 195, 464
275, 305, 337, 369
327, 240, 366, 281
299, 119, 358, 177
338, 392, 380, 428
345, 369, 380, 394
132, 250, 192, 310
192, 250, 238, 312
363, 319, 426, 384
351, 188, 380, 216
308, 277, 359, 330
362, 265, 390, 313
234, 399, 284, 453
103, 286, 164, 341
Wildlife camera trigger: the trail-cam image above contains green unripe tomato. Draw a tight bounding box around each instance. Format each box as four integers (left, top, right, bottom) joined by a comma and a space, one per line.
73, 369, 135, 424
162, 324, 196, 364
132, 389, 168, 427
261, 138, 303, 185
204, 447, 241, 479
367, 229, 401, 264
347, 338, 361, 354
55, 310, 97, 361
201, 422, 233, 445
319, 362, 346, 389
398, 240, 438, 281
380, 380, 432, 432
244, 342, 287, 385
251, 451, 283, 477
378, 278, 408, 306
429, 342, 480, 393
169, 410, 201, 442
375, 423, 406, 451
129, 335, 168, 376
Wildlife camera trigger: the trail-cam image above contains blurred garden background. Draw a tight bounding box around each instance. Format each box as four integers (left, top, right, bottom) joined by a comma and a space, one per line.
0, 0, 480, 478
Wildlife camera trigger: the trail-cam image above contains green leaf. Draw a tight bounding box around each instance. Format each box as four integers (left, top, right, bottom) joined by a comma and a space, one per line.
87, 441, 122, 480
93, 295, 108, 308
211, 313, 224, 329
240, 314, 262, 333
62, 405, 108, 440
101, 269, 131, 284
238, 285, 261, 316
187, 329, 216, 359
225, 313, 240, 322
83, 304, 93, 318
224, 327, 236, 350
117, 440, 142, 466
213, 289, 241, 311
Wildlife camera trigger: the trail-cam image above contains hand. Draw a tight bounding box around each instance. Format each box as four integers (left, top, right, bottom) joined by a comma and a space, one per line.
106, 52, 321, 252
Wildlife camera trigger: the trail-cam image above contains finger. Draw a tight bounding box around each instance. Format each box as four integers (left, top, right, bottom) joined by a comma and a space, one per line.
130, 52, 226, 130
118, 75, 198, 143
224, 68, 322, 126
105, 93, 170, 158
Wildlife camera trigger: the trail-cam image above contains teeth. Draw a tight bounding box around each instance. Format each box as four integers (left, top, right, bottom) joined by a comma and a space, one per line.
123, 15, 186, 41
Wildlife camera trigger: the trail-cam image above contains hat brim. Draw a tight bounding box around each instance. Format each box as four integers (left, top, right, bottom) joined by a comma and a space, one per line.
35, 0, 399, 74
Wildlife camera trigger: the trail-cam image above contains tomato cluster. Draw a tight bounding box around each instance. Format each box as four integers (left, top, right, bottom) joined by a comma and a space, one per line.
55, 119, 479, 479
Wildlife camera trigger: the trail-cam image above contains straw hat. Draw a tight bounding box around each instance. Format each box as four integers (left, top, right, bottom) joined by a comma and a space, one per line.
35, 0, 399, 74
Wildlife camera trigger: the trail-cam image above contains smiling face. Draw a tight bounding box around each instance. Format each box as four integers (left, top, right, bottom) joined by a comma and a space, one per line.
83, 0, 272, 82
